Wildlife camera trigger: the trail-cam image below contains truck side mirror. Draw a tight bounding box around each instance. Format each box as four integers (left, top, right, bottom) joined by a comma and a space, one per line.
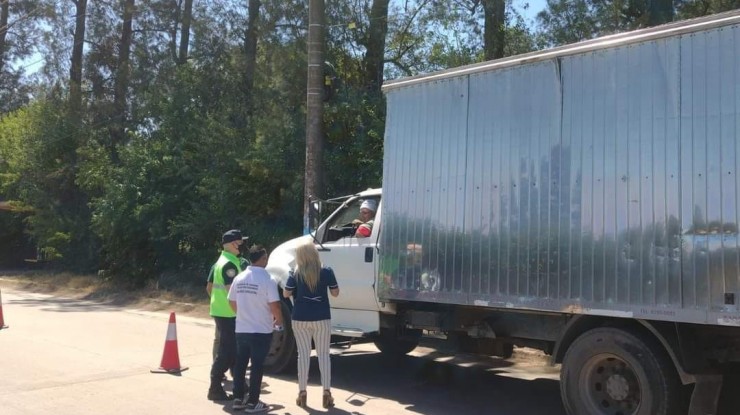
309, 199, 323, 231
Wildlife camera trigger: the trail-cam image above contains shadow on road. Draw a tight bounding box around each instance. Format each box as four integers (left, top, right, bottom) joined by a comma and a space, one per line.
272, 347, 566, 415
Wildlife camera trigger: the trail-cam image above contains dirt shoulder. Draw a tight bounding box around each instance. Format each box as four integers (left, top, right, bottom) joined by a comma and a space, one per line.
0, 269, 211, 319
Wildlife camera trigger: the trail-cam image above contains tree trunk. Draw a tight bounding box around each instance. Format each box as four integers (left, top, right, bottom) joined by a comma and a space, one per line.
304, 0, 324, 234
69, 0, 87, 119
648, 0, 674, 26
110, 0, 135, 164
177, 0, 192, 65
243, 0, 260, 110
362, 0, 389, 92
482, 0, 505, 60
1, 0, 12, 74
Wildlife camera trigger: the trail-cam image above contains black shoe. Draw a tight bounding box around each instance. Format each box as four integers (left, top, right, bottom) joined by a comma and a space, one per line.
233, 397, 248, 410
207, 389, 231, 401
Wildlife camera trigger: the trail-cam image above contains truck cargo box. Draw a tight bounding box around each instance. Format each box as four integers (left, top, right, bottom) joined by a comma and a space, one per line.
379, 11, 740, 327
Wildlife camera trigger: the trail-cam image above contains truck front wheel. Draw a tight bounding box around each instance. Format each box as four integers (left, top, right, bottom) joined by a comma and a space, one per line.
264, 301, 297, 374
560, 327, 683, 415
373, 328, 422, 356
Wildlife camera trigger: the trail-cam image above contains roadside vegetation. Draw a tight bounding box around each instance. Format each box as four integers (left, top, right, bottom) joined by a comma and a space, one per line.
0, 269, 211, 318
1, 0, 738, 287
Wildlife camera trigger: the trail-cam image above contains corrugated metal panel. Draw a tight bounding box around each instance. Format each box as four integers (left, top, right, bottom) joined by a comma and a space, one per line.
561, 38, 683, 308
380, 22, 740, 325
680, 24, 740, 315
463, 61, 562, 302
381, 77, 470, 304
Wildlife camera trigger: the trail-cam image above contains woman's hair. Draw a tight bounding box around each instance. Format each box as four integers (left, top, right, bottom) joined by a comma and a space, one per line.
294, 241, 321, 292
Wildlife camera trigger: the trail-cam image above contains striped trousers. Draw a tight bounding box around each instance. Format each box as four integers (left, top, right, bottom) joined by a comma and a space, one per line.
292, 319, 332, 391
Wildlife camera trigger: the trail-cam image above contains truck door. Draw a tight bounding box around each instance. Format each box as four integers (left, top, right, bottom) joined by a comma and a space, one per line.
317, 197, 380, 312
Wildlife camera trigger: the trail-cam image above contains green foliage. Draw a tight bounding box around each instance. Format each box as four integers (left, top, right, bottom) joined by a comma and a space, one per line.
537, 0, 598, 45
76, 52, 307, 283
0, 210, 33, 266
676, 0, 740, 18
2, 0, 735, 286
537, 0, 739, 47
324, 89, 386, 197
0, 100, 97, 270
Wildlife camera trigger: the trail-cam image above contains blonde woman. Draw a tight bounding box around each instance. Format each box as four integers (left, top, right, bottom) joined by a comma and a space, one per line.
283, 242, 340, 408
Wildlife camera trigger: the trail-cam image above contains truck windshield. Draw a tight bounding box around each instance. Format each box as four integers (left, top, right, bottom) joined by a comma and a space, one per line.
323, 197, 379, 243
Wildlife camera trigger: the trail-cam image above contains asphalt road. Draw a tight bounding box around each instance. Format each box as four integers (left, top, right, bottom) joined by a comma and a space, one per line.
0, 287, 566, 415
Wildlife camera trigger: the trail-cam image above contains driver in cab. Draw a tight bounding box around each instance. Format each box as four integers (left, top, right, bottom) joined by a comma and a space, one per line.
352, 199, 376, 238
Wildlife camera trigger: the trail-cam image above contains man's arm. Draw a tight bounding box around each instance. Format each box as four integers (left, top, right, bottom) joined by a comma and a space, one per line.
206, 264, 215, 296
221, 262, 237, 300
229, 300, 237, 312
269, 301, 283, 326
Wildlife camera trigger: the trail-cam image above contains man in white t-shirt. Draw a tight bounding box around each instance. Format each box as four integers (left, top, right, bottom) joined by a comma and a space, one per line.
228, 245, 283, 413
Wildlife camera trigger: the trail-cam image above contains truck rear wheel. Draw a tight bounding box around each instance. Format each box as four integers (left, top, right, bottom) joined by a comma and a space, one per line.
560, 327, 682, 415
374, 328, 422, 356
264, 301, 296, 374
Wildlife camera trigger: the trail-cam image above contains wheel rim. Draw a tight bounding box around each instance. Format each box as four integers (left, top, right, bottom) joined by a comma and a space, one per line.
579, 353, 642, 415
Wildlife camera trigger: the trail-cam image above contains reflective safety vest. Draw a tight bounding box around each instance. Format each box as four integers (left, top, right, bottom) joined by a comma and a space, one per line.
210, 251, 241, 317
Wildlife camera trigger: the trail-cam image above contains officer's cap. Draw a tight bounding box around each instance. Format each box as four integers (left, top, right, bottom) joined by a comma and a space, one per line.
222, 229, 248, 244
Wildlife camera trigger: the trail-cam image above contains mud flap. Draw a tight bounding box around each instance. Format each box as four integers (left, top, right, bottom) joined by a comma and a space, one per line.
688, 374, 723, 415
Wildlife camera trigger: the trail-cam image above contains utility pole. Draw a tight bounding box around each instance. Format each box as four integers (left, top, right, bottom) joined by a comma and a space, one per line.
304, 0, 325, 234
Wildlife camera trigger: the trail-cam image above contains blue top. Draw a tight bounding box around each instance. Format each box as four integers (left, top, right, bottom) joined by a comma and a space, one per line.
285, 267, 338, 321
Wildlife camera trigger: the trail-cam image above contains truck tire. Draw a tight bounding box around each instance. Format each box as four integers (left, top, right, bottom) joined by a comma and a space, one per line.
374, 328, 421, 356
560, 327, 683, 415
264, 301, 296, 374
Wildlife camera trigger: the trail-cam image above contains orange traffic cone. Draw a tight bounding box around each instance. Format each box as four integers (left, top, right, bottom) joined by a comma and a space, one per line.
0, 288, 8, 330
151, 312, 188, 373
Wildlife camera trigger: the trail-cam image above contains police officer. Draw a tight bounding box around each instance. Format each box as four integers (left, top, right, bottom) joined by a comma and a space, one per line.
206, 249, 250, 365
207, 229, 247, 401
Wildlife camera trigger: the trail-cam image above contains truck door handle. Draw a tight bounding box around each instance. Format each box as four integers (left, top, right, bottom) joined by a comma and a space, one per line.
364, 247, 373, 263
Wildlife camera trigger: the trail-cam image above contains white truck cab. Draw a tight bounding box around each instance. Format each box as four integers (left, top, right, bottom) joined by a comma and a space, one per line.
266, 188, 394, 339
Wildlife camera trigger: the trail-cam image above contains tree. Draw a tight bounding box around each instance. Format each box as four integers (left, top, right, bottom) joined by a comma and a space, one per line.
0, 0, 577, 282
110, 0, 135, 164
242, 0, 261, 115
675, 0, 740, 17
361, 0, 389, 92
69, 0, 87, 119
0, 0, 9, 74
648, 0, 674, 25
0, 0, 45, 113
177, 0, 193, 65
482, 0, 505, 60
538, 0, 678, 46
537, 0, 597, 46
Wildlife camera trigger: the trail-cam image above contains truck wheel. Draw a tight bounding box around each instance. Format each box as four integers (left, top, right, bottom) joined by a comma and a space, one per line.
264, 301, 296, 374
560, 327, 682, 415
374, 328, 421, 356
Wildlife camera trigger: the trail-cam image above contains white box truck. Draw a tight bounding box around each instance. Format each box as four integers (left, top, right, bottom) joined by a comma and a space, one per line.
265, 11, 740, 415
